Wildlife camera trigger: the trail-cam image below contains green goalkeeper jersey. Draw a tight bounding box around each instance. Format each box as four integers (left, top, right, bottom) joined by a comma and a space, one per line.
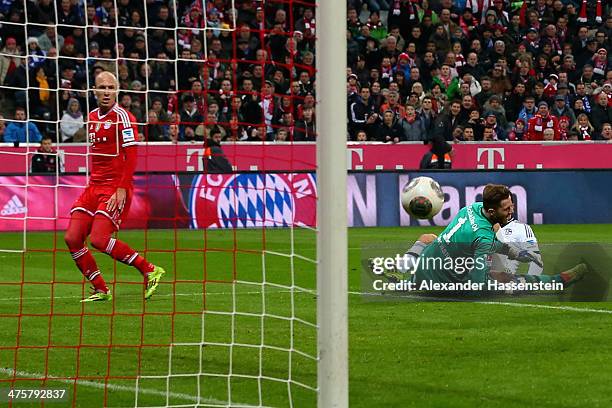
414, 202, 499, 284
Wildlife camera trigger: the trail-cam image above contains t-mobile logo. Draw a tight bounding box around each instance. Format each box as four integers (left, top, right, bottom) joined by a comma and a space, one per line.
1, 195, 27, 216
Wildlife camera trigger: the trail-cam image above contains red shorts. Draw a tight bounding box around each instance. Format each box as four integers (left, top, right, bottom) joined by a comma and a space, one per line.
71, 185, 133, 230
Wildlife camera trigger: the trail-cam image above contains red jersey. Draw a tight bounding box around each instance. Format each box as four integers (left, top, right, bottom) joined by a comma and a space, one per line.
87, 104, 138, 188
526, 114, 559, 141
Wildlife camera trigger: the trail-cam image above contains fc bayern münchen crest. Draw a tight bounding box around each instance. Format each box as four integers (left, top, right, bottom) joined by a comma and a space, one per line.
190, 173, 317, 229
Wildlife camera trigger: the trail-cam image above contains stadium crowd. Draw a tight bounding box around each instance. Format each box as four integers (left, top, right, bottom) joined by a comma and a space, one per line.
0, 0, 610, 143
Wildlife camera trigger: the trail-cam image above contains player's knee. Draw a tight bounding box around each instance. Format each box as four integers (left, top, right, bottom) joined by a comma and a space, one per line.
64, 231, 82, 249
90, 234, 111, 252
418, 233, 437, 244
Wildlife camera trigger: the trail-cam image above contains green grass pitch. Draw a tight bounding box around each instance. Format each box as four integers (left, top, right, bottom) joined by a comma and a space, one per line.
1, 224, 612, 407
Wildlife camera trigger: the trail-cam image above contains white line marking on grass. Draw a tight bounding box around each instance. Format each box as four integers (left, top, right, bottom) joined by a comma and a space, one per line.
2, 289, 612, 315
348, 290, 612, 314
0, 367, 268, 408
0, 289, 289, 303
475, 301, 612, 314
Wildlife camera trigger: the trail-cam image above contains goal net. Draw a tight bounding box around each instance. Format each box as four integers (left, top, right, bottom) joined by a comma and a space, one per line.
0, 0, 346, 407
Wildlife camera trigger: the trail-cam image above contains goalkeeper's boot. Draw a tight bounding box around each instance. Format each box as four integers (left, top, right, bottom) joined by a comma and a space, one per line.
383, 269, 405, 284
145, 266, 166, 300
366, 257, 404, 283
81, 289, 112, 303
560, 263, 588, 287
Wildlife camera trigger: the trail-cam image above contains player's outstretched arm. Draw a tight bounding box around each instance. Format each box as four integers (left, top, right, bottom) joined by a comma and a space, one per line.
504, 244, 543, 267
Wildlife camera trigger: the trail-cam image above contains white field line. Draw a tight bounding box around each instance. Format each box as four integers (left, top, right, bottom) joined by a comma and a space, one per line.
0, 289, 611, 315
475, 301, 612, 314
0, 367, 270, 408
347, 290, 612, 314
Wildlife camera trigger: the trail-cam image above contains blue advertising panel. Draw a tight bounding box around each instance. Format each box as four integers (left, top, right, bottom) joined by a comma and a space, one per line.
348, 171, 612, 227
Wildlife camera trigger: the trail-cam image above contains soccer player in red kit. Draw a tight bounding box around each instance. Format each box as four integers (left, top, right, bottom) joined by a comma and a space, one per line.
64, 71, 165, 302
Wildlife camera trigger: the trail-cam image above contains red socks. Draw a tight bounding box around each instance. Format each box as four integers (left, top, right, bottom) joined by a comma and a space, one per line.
102, 237, 154, 275
67, 214, 155, 293
132, 255, 155, 275
70, 247, 108, 293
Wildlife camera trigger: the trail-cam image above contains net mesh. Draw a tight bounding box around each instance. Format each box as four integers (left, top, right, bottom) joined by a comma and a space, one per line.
0, 0, 318, 406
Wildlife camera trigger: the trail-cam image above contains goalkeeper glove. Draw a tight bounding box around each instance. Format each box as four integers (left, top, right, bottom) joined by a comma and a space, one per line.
506, 246, 543, 267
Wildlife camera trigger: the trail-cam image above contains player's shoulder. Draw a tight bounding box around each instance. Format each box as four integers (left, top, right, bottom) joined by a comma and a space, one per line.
112, 105, 137, 125
497, 220, 535, 242
88, 108, 100, 120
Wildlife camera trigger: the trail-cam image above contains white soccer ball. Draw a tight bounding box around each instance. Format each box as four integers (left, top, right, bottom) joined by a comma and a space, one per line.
401, 177, 445, 219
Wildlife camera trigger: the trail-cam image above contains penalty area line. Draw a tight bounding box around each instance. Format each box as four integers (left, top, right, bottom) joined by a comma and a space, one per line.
0, 367, 269, 408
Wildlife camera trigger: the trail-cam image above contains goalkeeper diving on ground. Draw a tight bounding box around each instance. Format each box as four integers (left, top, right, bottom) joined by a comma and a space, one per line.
377, 184, 587, 294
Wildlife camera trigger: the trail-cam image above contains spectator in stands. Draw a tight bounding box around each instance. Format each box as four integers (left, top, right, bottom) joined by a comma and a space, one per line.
0, 114, 5, 141
4, 107, 43, 144
573, 113, 595, 141
150, 97, 170, 125
3, 0, 612, 147
590, 92, 612, 138
518, 96, 537, 129
434, 100, 461, 141
349, 86, 377, 139
433, 64, 459, 100
179, 94, 204, 141
601, 123, 612, 141
483, 111, 507, 141
0, 37, 21, 88
59, 98, 85, 143
294, 107, 316, 142
259, 80, 276, 140
31, 136, 59, 173
27, 37, 46, 70
29, 0, 55, 24
542, 128, 556, 142
507, 119, 524, 141
375, 109, 404, 143
168, 123, 180, 144
38, 26, 63, 52
558, 117, 571, 140
145, 110, 168, 142
355, 129, 368, 142
551, 95, 576, 128
526, 102, 559, 141
401, 105, 426, 142
482, 95, 508, 131
462, 126, 475, 142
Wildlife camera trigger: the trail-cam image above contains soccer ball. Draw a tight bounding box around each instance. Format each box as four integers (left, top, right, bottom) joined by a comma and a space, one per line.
401, 177, 445, 219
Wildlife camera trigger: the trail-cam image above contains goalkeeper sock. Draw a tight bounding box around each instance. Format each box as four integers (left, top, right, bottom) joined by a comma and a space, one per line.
70, 247, 108, 293
397, 241, 427, 274
522, 274, 561, 284
408, 240, 427, 256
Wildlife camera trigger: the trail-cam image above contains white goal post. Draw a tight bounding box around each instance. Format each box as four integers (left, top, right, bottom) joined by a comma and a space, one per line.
316, 1, 348, 407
